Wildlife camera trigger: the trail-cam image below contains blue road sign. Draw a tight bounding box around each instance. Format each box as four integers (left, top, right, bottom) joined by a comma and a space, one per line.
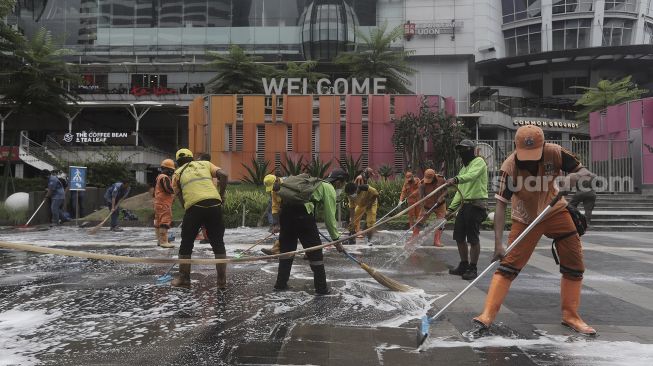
69, 166, 87, 191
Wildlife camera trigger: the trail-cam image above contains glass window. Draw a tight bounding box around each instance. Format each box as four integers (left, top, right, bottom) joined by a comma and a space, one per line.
645, 24, 653, 44
208, 0, 232, 27
552, 0, 594, 14
159, 0, 183, 27
552, 19, 591, 50
503, 24, 541, 56
233, 0, 252, 26
348, 0, 376, 26
112, 0, 135, 27
604, 0, 637, 12
602, 19, 633, 46
502, 0, 541, 24
135, 0, 156, 28
552, 77, 589, 95
184, 0, 207, 27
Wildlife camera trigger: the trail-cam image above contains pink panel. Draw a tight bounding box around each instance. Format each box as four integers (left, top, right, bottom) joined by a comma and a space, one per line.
589, 111, 602, 139
643, 127, 653, 184
606, 104, 627, 134
346, 95, 363, 159
591, 140, 609, 162
643, 98, 653, 128
629, 100, 642, 130
394, 95, 420, 118
612, 131, 629, 159
444, 97, 456, 116
368, 95, 393, 168
425, 95, 440, 112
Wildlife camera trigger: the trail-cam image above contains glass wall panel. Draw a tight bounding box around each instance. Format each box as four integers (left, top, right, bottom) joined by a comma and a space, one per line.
552, 19, 590, 50
552, 0, 594, 14
208, 0, 231, 27
602, 19, 633, 46
604, 0, 637, 12
136, 0, 156, 28
501, 0, 541, 24
112, 0, 134, 27
159, 0, 183, 28
504, 24, 541, 56
184, 0, 207, 27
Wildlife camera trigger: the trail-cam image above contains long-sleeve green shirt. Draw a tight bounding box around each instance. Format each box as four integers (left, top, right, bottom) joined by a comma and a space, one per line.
306, 181, 340, 241
449, 156, 488, 211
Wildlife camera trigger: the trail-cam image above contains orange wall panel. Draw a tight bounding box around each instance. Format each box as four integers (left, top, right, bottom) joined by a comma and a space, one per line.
319, 96, 340, 164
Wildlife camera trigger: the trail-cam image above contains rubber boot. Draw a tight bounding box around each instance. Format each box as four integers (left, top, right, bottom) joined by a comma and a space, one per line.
171, 255, 191, 289
448, 261, 469, 275
473, 274, 513, 327
158, 229, 174, 248
433, 229, 444, 247
274, 258, 294, 291
215, 253, 227, 289
155, 227, 161, 245
261, 240, 281, 255
311, 264, 330, 295
560, 278, 597, 336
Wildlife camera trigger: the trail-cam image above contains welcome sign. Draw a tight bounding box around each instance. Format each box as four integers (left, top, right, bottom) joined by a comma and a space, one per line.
262, 78, 387, 95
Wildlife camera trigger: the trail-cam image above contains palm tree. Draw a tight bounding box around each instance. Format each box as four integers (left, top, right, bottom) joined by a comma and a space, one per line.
335, 22, 416, 94
0, 28, 80, 117
206, 45, 276, 94
275, 61, 328, 94
573, 76, 648, 121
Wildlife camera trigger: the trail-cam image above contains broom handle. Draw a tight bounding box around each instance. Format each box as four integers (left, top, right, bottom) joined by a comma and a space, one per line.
427, 191, 565, 324
319, 231, 362, 265
25, 199, 47, 226
375, 199, 405, 225
241, 232, 276, 254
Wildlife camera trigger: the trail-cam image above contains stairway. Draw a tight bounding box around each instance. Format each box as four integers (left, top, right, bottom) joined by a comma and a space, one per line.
18, 131, 59, 171
587, 194, 653, 232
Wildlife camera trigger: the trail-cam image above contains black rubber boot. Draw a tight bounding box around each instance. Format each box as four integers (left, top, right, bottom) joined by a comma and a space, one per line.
311, 264, 330, 295
462, 264, 478, 280
274, 258, 293, 291
449, 261, 469, 276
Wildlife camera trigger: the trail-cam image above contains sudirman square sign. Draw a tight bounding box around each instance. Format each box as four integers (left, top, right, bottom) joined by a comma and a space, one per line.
404, 20, 464, 41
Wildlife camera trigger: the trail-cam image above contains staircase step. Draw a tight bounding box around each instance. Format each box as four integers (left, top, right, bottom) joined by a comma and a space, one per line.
590, 219, 653, 226
590, 225, 653, 232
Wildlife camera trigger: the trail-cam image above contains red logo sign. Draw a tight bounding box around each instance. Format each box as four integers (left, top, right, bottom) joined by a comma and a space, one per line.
404, 21, 415, 41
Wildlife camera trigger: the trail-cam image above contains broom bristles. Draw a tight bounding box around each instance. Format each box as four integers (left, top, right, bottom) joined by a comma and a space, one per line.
360, 263, 412, 292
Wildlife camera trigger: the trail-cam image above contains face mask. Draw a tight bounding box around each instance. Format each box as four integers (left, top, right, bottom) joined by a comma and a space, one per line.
349, 193, 357, 199
458, 148, 476, 165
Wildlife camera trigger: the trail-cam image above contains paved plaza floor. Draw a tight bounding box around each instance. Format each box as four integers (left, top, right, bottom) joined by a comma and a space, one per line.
1, 226, 652, 365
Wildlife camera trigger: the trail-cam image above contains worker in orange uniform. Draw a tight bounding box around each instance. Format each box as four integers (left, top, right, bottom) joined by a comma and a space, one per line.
416, 169, 447, 247
154, 159, 176, 248
399, 171, 422, 237
469, 125, 597, 338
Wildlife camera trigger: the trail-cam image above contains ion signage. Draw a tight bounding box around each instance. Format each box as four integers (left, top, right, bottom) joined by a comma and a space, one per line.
69, 166, 87, 191
61, 131, 136, 145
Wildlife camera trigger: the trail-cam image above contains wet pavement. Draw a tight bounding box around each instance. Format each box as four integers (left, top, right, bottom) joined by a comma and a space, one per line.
1, 226, 652, 365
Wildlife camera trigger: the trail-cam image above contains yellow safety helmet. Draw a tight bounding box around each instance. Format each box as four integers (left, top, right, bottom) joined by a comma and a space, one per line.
160, 159, 175, 170
175, 148, 193, 160
263, 174, 277, 192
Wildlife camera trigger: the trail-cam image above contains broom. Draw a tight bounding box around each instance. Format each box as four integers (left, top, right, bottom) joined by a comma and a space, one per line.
20, 198, 47, 228
88, 209, 116, 235
235, 232, 276, 259
319, 232, 412, 292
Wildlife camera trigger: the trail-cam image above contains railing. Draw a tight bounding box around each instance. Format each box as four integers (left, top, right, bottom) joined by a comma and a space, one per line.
476, 139, 634, 193
18, 131, 61, 171
471, 100, 578, 121
69, 83, 207, 96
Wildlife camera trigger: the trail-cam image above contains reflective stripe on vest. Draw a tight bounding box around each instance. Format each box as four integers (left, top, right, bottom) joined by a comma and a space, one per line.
175, 161, 221, 209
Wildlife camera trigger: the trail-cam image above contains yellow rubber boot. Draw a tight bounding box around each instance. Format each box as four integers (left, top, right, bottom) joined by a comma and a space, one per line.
561, 278, 597, 336
171, 255, 191, 289
158, 229, 174, 248
473, 273, 513, 327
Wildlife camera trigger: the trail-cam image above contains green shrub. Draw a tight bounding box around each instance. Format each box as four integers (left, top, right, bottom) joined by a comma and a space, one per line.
222, 187, 269, 228
0, 203, 28, 225
0, 177, 45, 195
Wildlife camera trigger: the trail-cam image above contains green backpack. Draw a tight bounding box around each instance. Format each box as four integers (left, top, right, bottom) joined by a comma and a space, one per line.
277, 173, 323, 206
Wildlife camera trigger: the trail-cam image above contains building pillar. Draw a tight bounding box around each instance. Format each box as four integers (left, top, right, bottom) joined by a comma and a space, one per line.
591, 1, 606, 48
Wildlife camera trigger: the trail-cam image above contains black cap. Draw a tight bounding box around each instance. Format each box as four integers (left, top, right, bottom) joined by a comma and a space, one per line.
455, 139, 476, 150
325, 168, 349, 183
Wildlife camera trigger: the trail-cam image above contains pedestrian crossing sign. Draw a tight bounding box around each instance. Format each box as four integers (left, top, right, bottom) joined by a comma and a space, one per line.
69, 166, 87, 191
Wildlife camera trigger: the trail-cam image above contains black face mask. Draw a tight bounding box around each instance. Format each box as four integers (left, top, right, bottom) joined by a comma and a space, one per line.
458, 148, 475, 165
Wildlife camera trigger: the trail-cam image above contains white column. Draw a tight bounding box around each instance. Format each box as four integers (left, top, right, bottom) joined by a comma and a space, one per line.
541, 0, 553, 52
592, 1, 606, 48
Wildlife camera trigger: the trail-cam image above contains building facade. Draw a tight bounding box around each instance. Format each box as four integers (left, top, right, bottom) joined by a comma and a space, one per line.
3, 0, 653, 181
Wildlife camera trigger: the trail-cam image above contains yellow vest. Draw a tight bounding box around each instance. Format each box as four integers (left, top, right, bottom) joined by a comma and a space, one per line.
175, 161, 221, 209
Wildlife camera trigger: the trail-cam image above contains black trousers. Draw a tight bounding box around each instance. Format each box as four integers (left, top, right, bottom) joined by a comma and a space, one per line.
180, 199, 225, 256
279, 204, 323, 263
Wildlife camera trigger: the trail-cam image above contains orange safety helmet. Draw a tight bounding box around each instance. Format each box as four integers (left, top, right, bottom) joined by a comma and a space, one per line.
160, 159, 175, 170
